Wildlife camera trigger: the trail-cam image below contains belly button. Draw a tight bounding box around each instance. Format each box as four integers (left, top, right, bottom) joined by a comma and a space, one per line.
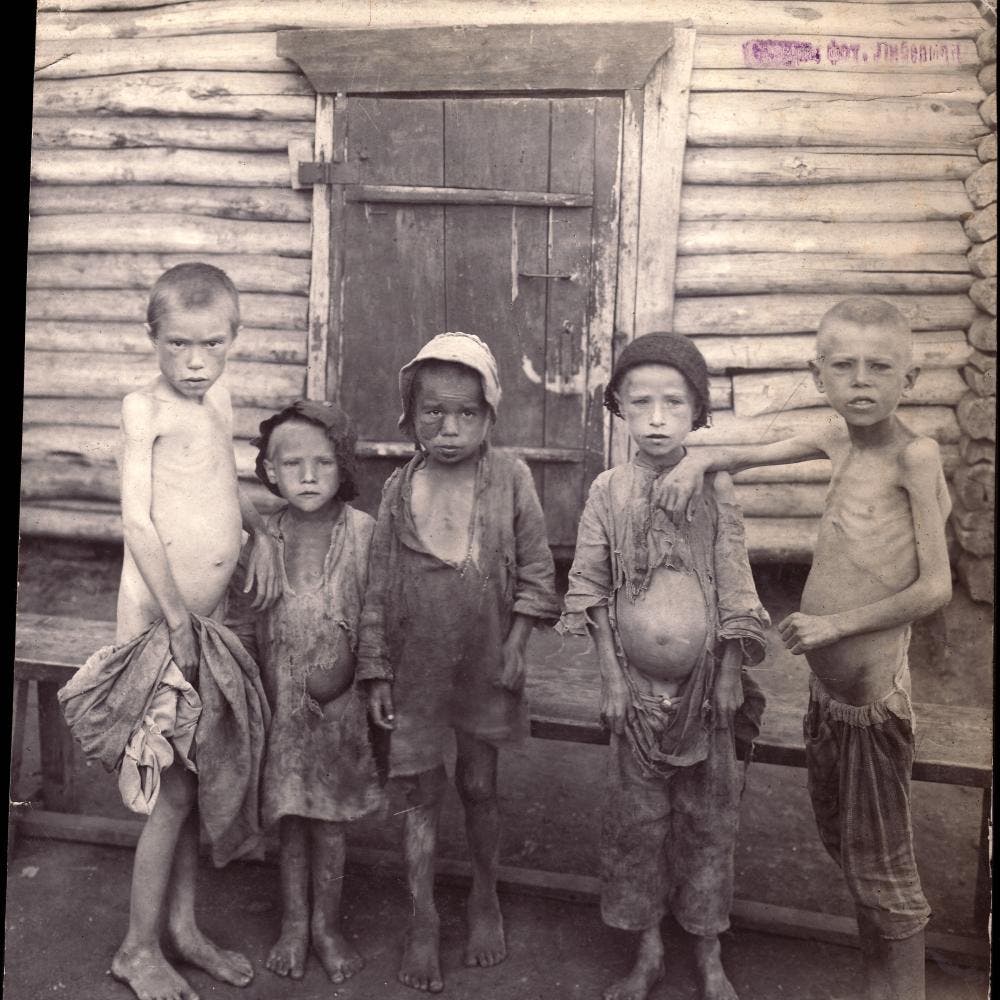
214, 559, 223, 567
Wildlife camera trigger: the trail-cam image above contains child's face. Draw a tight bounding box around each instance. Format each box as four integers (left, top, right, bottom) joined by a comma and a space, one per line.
617, 364, 695, 465
264, 421, 341, 513
148, 300, 237, 399
414, 366, 491, 466
810, 320, 918, 427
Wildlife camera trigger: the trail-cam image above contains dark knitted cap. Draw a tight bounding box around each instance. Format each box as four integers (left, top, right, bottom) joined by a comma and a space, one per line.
604, 332, 711, 430
252, 399, 359, 501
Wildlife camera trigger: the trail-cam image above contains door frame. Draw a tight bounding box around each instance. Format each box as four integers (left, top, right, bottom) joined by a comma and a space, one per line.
279, 21, 696, 469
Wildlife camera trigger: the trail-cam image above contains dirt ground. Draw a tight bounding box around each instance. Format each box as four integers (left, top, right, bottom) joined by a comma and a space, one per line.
7, 538, 994, 999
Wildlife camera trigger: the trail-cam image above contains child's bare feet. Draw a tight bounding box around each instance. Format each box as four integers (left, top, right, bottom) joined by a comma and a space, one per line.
111, 944, 198, 1000
165, 924, 253, 988
604, 926, 665, 1000
265, 921, 308, 979
313, 926, 365, 983
398, 912, 443, 993
694, 935, 738, 1000
463, 887, 506, 967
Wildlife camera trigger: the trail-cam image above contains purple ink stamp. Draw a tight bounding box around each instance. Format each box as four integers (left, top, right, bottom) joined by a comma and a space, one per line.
742, 39, 821, 69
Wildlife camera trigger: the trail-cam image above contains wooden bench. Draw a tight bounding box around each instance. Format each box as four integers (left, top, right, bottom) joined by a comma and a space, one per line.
11, 612, 991, 964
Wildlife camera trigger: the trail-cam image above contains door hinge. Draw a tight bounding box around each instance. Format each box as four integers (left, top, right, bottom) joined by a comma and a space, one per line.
298, 160, 361, 186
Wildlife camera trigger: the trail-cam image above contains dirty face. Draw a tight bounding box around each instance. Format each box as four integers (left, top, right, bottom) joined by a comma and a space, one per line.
413, 363, 491, 467
148, 300, 236, 400
811, 320, 918, 428
264, 420, 342, 513
617, 364, 695, 466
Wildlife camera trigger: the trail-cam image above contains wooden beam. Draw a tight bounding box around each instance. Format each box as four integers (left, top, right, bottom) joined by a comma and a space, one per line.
305, 95, 334, 401
345, 184, 592, 208
634, 27, 695, 335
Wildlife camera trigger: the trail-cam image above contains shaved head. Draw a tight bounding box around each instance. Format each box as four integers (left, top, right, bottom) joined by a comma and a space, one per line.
816, 297, 913, 364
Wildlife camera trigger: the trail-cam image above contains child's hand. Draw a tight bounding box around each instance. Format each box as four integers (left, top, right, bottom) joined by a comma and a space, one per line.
713, 668, 744, 729
244, 531, 282, 611
498, 636, 527, 693
367, 680, 396, 730
778, 612, 841, 654
653, 452, 709, 525
599, 673, 633, 735
168, 617, 198, 672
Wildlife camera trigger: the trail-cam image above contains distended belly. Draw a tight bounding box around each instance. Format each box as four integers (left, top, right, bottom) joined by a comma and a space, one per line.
616, 568, 709, 683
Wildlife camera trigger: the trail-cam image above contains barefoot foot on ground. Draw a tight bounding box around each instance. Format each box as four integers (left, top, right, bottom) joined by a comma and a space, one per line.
463, 889, 506, 967
695, 936, 739, 1000
111, 944, 199, 1000
603, 955, 665, 1000
313, 927, 364, 984
398, 914, 443, 993
265, 922, 308, 979
166, 925, 254, 988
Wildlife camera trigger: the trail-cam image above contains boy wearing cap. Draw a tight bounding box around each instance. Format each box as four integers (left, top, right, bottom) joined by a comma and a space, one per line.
561, 333, 769, 1000
358, 333, 559, 993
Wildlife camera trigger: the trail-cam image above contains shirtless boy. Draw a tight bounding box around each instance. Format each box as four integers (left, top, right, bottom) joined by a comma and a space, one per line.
561, 333, 770, 1000
358, 333, 559, 992
661, 297, 953, 1000
111, 263, 279, 1000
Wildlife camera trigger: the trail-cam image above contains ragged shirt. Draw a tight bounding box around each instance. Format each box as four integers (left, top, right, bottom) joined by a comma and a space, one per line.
560, 455, 769, 779
356, 446, 560, 776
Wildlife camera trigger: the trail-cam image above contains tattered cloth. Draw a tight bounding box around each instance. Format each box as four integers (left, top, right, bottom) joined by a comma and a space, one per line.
58, 616, 270, 867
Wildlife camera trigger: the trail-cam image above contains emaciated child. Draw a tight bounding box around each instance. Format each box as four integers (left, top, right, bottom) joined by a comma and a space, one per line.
659, 297, 953, 1000
561, 333, 769, 1000
358, 332, 560, 993
226, 400, 385, 985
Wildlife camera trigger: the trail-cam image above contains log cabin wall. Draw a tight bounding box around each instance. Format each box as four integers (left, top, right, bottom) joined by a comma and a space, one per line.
23, 1, 995, 596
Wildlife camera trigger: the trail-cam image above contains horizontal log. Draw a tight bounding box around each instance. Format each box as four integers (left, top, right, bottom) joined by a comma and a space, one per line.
744, 518, 819, 562
31, 116, 312, 152
967, 313, 997, 352
34, 31, 293, 78
38, 0, 205, 9
694, 34, 979, 72
952, 515, 995, 557
981, 93, 997, 131
979, 134, 998, 163
22, 397, 275, 441
686, 93, 988, 149
732, 367, 967, 417
346, 184, 592, 208
30, 184, 310, 224
25, 253, 310, 295
672, 294, 977, 336
687, 405, 960, 446
25, 321, 306, 364
965, 164, 997, 209
19, 502, 125, 544
25, 289, 307, 331
677, 220, 970, 255
29, 148, 292, 188
980, 63, 997, 94
690, 69, 984, 101
959, 434, 996, 464
28, 214, 312, 257
956, 393, 997, 440
33, 73, 315, 120
692, 330, 969, 373
957, 553, 994, 603
969, 278, 997, 315
675, 253, 974, 295
964, 205, 997, 244
732, 483, 827, 518
34, 2, 985, 42
977, 27, 997, 63
23, 353, 305, 408
952, 464, 996, 513
968, 239, 997, 278
681, 181, 972, 223
682, 148, 979, 185
962, 363, 995, 397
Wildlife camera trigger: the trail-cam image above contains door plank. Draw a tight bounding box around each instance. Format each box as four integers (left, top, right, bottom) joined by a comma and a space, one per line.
346, 185, 592, 208
307, 94, 333, 400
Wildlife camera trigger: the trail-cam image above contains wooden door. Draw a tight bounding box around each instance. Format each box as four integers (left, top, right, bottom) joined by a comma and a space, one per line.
325, 95, 621, 548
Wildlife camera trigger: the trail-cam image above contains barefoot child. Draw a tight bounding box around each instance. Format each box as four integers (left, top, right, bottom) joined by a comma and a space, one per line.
226, 400, 385, 984
560, 333, 769, 1000
660, 297, 953, 1000
60, 263, 280, 1000
358, 332, 559, 992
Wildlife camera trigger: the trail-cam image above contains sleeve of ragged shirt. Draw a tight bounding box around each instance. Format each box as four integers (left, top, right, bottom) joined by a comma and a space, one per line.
223, 542, 262, 666
355, 476, 399, 683
511, 458, 561, 624
557, 473, 613, 637
711, 471, 770, 666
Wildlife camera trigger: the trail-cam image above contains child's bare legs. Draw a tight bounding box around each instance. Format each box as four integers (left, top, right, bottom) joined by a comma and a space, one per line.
693, 935, 738, 1000
267, 816, 309, 978
454, 733, 506, 967
604, 924, 665, 1000
398, 765, 447, 993
310, 820, 363, 983
112, 765, 198, 1000
164, 803, 253, 988
858, 909, 925, 1000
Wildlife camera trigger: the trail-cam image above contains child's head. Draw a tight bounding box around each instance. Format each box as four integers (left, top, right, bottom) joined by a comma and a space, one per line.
146, 263, 241, 399
605, 333, 711, 465
253, 400, 359, 511
397, 333, 501, 465
811, 297, 918, 426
